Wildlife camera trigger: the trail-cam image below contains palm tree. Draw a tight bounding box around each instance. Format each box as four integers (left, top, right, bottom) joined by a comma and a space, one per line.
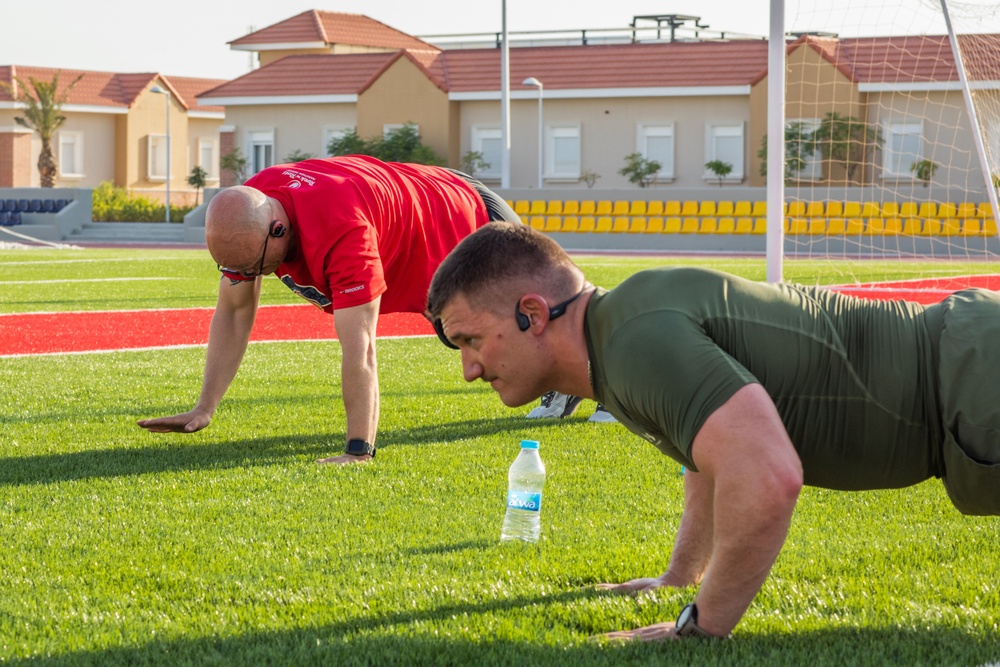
0, 71, 83, 187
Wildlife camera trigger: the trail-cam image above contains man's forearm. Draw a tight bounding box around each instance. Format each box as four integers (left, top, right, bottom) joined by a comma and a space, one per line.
341, 349, 379, 444
661, 470, 715, 586
196, 290, 258, 414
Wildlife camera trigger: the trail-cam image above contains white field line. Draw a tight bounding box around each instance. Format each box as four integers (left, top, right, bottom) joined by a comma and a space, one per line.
0, 256, 195, 265
0, 303, 315, 317
0, 277, 177, 285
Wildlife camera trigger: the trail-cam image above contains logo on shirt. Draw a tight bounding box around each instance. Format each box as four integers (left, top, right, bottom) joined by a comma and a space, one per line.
342, 285, 365, 294
287, 180, 301, 189
280, 275, 331, 308
281, 169, 316, 187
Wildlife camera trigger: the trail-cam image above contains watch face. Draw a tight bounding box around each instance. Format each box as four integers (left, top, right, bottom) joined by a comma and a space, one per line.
677, 604, 696, 632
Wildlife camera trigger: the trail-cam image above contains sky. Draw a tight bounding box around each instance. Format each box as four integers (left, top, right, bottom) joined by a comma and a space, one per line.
4, 0, 1000, 81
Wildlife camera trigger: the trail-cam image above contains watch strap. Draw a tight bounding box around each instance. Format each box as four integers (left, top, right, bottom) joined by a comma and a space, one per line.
345, 438, 375, 457
675, 603, 715, 638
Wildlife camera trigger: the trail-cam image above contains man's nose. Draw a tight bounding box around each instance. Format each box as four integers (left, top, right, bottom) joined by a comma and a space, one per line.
461, 350, 483, 383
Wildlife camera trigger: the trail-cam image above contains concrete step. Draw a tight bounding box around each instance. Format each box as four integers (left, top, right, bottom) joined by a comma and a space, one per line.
69, 222, 187, 243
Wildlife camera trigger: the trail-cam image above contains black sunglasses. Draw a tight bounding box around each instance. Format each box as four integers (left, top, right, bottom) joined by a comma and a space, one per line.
218, 220, 281, 279
429, 289, 585, 350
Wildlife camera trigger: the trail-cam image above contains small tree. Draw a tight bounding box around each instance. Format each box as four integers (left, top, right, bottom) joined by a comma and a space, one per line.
327, 128, 368, 156
619, 153, 661, 188
187, 166, 208, 205
220, 148, 249, 184
326, 123, 444, 166
811, 112, 882, 182
580, 169, 600, 188
283, 149, 316, 163
910, 159, 938, 187
0, 71, 83, 187
757, 122, 816, 182
705, 159, 733, 187
460, 151, 490, 178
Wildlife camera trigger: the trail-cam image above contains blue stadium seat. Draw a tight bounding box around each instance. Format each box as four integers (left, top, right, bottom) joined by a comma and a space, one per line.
9, 210, 22, 225
0, 211, 10, 225
55, 199, 70, 211
16, 199, 30, 212
4, 199, 16, 212
28, 199, 42, 212
41, 199, 55, 213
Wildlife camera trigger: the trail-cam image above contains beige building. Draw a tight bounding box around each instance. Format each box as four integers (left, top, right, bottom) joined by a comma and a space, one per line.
0, 66, 225, 204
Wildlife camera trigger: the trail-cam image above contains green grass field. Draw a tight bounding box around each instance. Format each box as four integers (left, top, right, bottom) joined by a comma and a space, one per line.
1, 248, 998, 666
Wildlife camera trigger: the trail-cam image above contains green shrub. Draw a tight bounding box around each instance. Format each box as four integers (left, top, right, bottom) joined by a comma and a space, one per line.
91, 181, 194, 222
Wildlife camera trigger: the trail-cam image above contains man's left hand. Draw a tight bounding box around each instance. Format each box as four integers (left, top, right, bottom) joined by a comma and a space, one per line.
598, 622, 678, 642
316, 453, 373, 465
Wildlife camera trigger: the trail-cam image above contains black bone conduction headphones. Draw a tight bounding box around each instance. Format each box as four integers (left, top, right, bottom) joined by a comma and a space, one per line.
515, 290, 586, 332
269, 221, 286, 237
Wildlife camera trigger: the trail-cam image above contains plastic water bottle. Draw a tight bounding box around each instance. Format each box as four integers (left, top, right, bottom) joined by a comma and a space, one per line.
501, 439, 546, 543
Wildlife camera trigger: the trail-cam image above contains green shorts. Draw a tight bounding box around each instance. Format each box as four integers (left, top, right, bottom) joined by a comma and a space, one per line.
937, 289, 1000, 515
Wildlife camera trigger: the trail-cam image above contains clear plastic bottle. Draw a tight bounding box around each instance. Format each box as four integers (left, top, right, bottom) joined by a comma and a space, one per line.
500, 439, 546, 543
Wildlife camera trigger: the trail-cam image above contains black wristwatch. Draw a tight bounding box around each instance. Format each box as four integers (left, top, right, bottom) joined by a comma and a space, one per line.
675, 603, 715, 638
345, 438, 375, 457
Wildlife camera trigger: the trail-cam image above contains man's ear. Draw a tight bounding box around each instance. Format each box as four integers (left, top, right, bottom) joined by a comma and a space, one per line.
516, 294, 550, 331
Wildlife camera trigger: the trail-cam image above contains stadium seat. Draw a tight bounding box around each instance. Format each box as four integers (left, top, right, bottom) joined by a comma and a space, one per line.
861, 202, 881, 219
545, 201, 564, 215
663, 217, 682, 233
9, 211, 21, 225
977, 202, 994, 219
41, 199, 55, 213
752, 217, 767, 234
700, 217, 718, 233
579, 201, 597, 216
680, 217, 700, 233
4, 199, 17, 212
528, 216, 545, 230
921, 219, 941, 236
663, 201, 682, 216
843, 202, 862, 218
562, 216, 580, 232
941, 218, 961, 235
734, 201, 752, 217
805, 201, 824, 217
595, 216, 613, 232
751, 201, 767, 217
960, 218, 981, 236
595, 201, 614, 216
627, 217, 647, 233
937, 203, 958, 219
612, 216, 630, 233
544, 216, 562, 232
881, 202, 900, 217
0, 211, 9, 225
529, 200, 546, 215
680, 201, 699, 216
957, 202, 977, 219
845, 218, 864, 234
786, 201, 807, 217
899, 202, 918, 218
17, 199, 30, 212
513, 200, 530, 216
698, 201, 717, 216
918, 202, 938, 219
717, 217, 736, 234
578, 216, 596, 232
983, 218, 998, 236
785, 217, 809, 235
646, 201, 665, 216
628, 201, 647, 216
734, 217, 754, 234
825, 202, 844, 217
902, 218, 922, 235
563, 200, 580, 215
645, 217, 665, 233
612, 201, 629, 216
826, 218, 847, 235
716, 201, 735, 217
28, 199, 42, 213
807, 218, 826, 234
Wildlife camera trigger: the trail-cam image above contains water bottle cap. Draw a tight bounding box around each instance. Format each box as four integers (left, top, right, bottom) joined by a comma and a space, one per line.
520, 439, 540, 449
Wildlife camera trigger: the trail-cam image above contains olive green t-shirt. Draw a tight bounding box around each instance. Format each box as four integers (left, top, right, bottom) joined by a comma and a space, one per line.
584, 267, 944, 491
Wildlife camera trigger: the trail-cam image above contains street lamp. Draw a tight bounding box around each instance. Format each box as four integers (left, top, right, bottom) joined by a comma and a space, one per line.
150, 85, 171, 222
522, 77, 543, 190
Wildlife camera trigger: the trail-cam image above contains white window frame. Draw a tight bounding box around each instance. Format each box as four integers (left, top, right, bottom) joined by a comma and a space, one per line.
383, 123, 416, 138
786, 118, 822, 182
545, 123, 581, 180
147, 134, 168, 181
703, 122, 745, 183
637, 123, 675, 180
58, 131, 84, 179
882, 121, 924, 179
247, 129, 275, 175
323, 126, 352, 156
470, 126, 502, 180
198, 138, 219, 180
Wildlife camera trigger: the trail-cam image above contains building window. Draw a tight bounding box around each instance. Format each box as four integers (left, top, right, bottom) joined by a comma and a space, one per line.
638, 124, 674, 179
248, 130, 274, 174
786, 119, 822, 182
383, 123, 416, 137
883, 122, 923, 179
147, 134, 168, 181
323, 127, 352, 156
704, 122, 745, 181
58, 131, 84, 178
471, 126, 502, 179
198, 139, 218, 180
545, 124, 581, 179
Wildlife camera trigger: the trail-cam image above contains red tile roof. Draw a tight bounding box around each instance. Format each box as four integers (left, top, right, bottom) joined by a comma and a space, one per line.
0, 65, 225, 112
229, 10, 437, 52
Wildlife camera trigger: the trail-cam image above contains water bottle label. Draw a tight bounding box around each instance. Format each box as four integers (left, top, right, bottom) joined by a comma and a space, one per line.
507, 490, 542, 511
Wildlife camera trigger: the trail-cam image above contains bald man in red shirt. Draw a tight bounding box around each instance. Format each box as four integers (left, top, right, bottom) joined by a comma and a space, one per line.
137, 155, 518, 463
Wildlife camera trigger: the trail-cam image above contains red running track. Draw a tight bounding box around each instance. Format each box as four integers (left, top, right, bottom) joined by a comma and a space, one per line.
2, 275, 998, 357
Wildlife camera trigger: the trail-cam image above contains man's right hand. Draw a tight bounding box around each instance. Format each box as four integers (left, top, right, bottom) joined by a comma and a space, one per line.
136, 408, 212, 433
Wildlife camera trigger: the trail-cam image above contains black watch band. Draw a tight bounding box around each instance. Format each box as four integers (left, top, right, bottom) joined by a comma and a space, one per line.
675, 603, 715, 638
345, 438, 375, 457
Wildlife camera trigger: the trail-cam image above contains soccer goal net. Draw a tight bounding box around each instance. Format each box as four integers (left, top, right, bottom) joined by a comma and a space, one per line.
774, 0, 1000, 299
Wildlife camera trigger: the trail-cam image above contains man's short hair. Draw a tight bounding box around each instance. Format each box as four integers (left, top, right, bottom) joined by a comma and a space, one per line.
426, 221, 580, 318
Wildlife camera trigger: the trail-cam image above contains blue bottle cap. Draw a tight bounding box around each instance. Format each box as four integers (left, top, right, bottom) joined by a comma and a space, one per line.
520, 439, 540, 449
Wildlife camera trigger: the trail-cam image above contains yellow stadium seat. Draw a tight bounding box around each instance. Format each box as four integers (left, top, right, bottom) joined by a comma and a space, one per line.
681, 201, 699, 216
862, 202, 881, 218
735, 217, 754, 234
902, 218, 922, 235
544, 216, 562, 232
717, 217, 736, 234
664, 201, 682, 216
881, 202, 900, 217
941, 218, 961, 235
680, 217, 700, 233
786, 201, 807, 217
807, 218, 826, 234
647, 201, 665, 216
646, 217, 665, 233
826, 202, 844, 217
529, 216, 545, 230
957, 202, 977, 219
611, 200, 629, 215
562, 200, 580, 215
700, 217, 719, 233
920, 219, 941, 236
882, 218, 903, 235
734, 201, 752, 217
716, 201, 735, 217
546, 201, 564, 215
805, 201, 825, 217
843, 202, 862, 218
918, 202, 938, 219
529, 200, 546, 215
664, 217, 682, 233
628, 201, 647, 216
595, 216, 613, 232
595, 201, 614, 216
751, 201, 767, 217
752, 217, 767, 234
578, 216, 596, 232
699, 201, 718, 216
899, 202, 918, 218
562, 216, 580, 232
628, 217, 647, 233
845, 218, 865, 234
786, 217, 809, 234
514, 200, 530, 216
937, 202, 957, 218
977, 202, 994, 219
579, 201, 597, 215
983, 218, 998, 235
612, 216, 630, 233
826, 218, 847, 235
960, 218, 981, 235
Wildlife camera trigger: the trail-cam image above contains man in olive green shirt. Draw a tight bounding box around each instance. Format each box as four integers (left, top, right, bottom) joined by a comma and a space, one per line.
425, 221, 1000, 641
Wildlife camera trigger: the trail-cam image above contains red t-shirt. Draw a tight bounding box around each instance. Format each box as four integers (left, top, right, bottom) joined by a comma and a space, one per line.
242, 155, 489, 314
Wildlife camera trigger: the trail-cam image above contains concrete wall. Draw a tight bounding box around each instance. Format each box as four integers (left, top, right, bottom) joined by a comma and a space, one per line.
0, 187, 92, 240
223, 103, 357, 167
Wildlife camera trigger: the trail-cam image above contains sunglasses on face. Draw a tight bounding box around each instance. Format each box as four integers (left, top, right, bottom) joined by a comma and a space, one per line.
218, 220, 282, 280
428, 289, 584, 350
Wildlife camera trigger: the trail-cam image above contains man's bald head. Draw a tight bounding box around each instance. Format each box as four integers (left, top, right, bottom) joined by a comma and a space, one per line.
205, 186, 272, 269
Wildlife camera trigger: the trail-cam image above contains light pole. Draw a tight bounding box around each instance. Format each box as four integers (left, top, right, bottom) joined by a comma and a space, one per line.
150, 85, 171, 222
522, 77, 543, 190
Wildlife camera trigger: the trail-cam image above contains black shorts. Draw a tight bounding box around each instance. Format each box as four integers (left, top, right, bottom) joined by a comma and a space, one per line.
447, 169, 521, 223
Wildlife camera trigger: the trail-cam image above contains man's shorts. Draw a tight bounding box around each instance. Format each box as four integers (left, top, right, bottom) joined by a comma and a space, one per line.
937, 288, 1000, 515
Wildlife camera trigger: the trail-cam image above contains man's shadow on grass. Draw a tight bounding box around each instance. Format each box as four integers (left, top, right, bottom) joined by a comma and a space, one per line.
0, 416, 572, 487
